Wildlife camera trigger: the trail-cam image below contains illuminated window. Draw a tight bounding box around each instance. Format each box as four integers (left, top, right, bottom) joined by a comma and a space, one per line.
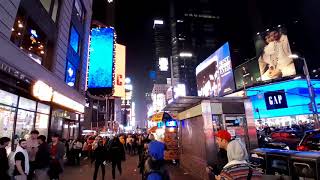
10, 9, 48, 65
69, 26, 80, 53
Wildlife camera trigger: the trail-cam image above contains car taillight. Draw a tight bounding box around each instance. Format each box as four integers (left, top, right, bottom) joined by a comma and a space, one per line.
297, 145, 309, 151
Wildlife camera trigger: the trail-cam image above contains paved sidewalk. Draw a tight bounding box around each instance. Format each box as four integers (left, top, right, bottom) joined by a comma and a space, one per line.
61, 154, 200, 180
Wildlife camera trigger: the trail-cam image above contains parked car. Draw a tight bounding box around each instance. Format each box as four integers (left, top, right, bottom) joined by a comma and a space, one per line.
266, 130, 302, 150
297, 129, 320, 151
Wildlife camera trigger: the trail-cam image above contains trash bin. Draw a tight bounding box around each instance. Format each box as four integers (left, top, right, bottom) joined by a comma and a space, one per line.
250, 148, 297, 177
290, 151, 320, 180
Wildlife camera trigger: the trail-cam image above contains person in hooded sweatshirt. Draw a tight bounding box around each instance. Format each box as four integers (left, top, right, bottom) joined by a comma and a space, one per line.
216, 140, 262, 180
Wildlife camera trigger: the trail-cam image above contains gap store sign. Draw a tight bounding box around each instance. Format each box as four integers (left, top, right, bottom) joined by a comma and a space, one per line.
247, 79, 320, 119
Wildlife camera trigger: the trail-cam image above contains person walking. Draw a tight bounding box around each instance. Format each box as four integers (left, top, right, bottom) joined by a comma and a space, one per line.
14, 139, 30, 180
26, 130, 39, 180
48, 134, 65, 180
72, 139, 83, 166
92, 136, 107, 180
217, 140, 262, 180
110, 136, 125, 180
206, 130, 231, 178
0, 137, 11, 180
34, 135, 50, 180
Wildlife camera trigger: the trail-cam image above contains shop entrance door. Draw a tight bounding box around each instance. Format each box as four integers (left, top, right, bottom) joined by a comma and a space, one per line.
62, 120, 79, 140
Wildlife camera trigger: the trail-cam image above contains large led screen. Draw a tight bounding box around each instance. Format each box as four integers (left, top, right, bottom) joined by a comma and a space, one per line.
88, 27, 114, 90
234, 58, 261, 90
196, 42, 235, 97
255, 27, 296, 81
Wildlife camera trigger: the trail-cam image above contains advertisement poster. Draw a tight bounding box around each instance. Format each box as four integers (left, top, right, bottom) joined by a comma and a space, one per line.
196, 42, 235, 97
113, 44, 126, 98
255, 27, 296, 81
88, 27, 115, 90
234, 58, 261, 90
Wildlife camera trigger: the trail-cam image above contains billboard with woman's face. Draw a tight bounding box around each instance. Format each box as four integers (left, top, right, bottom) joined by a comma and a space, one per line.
256, 28, 296, 81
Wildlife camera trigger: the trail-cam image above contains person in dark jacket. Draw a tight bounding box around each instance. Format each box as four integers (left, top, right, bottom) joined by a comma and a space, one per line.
35, 135, 50, 180
0, 137, 11, 180
48, 134, 65, 180
92, 136, 107, 180
110, 136, 125, 180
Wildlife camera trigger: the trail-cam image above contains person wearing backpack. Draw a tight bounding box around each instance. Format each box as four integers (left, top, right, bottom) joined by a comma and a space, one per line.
0, 137, 11, 180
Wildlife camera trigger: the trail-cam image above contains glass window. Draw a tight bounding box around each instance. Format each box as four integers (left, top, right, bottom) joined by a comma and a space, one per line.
19, 97, 36, 111
11, 10, 48, 65
65, 61, 77, 87
75, 0, 84, 21
35, 113, 49, 136
0, 105, 15, 138
70, 26, 79, 53
51, 0, 59, 22
40, 0, 52, 13
0, 89, 18, 107
16, 110, 35, 140
37, 103, 50, 114
50, 111, 63, 137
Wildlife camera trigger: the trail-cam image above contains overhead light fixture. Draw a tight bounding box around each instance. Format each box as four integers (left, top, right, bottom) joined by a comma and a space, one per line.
266, 29, 270, 32
40, 50, 45, 54
256, 32, 260, 35
179, 52, 193, 57
18, 23, 23, 28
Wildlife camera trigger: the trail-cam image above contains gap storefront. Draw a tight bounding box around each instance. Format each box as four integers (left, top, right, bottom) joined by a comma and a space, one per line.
245, 79, 320, 128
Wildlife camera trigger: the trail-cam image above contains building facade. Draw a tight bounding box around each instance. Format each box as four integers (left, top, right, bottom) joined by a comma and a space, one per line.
0, 0, 92, 146
170, 0, 221, 96
153, 19, 171, 84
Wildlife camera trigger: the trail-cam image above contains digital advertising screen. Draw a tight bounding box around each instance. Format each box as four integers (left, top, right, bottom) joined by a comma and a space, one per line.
65, 61, 76, 87
88, 27, 115, 93
196, 42, 235, 97
234, 58, 261, 90
255, 27, 296, 81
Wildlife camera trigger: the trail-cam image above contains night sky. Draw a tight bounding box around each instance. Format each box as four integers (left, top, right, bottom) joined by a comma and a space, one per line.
114, 0, 169, 124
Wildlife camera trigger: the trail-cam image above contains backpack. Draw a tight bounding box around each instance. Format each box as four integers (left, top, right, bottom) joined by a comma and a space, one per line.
8, 151, 16, 176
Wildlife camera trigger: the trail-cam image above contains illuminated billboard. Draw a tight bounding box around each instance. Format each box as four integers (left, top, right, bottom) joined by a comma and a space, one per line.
196, 42, 235, 97
88, 27, 115, 93
255, 27, 296, 81
113, 44, 126, 98
234, 58, 261, 90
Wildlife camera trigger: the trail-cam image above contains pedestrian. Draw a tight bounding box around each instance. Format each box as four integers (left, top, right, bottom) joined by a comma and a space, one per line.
26, 130, 39, 180
144, 134, 170, 180
126, 135, 132, 155
217, 140, 262, 180
72, 139, 83, 166
48, 134, 65, 180
0, 137, 11, 180
110, 136, 125, 180
92, 136, 107, 180
206, 130, 231, 177
34, 135, 50, 180
14, 139, 29, 180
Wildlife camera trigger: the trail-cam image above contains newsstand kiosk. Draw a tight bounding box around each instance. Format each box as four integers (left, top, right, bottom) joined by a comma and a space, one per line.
163, 96, 258, 180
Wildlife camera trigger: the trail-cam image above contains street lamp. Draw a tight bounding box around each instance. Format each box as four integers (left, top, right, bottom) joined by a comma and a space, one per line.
170, 52, 193, 100
289, 54, 319, 127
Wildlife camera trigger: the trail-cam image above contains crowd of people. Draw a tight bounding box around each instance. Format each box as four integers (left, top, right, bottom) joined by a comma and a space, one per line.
0, 130, 169, 180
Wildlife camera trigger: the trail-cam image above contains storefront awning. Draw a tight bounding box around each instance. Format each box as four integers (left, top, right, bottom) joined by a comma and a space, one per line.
163, 96, 210, 113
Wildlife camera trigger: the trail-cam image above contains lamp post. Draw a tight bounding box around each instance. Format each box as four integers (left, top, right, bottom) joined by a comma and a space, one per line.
289, 54, 319, 127
170, 52, 193, 100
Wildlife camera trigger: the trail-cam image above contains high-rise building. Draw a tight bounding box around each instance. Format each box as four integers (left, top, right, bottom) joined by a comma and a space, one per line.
0, 0, 92, 142
153, 19, 171, 84
170, 0, 222, 96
